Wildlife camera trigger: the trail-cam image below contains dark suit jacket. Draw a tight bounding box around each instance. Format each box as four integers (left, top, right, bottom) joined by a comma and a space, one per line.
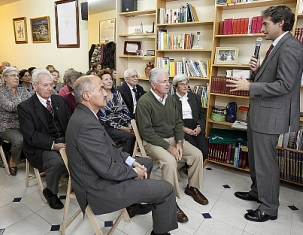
17, 94, 69, 170
249, 32, 303, 134
173, 92, 206, 132
118, 82, 145, 118
66, 104, 138, 214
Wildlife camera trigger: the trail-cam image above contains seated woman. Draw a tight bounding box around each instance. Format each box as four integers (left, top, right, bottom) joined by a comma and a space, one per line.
51, 69, 63, 93
98, 69, 135, 155
63, 70, 83, 115
0, 67, 31, 175
172, 74, 209, 161
18, 69, 34, 92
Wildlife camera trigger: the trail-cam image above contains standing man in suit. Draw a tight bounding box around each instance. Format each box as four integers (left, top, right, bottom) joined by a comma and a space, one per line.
65, 75, 178, 235
136, 67, 208, 223
118, 69, 145, 119
227, 5, 303, 222
18, 69, 69, 210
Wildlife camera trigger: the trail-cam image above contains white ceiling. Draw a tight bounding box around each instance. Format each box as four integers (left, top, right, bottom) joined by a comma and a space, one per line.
88, 0, 116, 15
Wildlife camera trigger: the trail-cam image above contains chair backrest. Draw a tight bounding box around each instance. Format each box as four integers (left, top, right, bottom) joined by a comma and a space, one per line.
59, 148, 70, 174
131, 119, 148, 159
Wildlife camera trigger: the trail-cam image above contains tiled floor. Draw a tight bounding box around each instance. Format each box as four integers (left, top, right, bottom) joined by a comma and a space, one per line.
0, 161, 302, 235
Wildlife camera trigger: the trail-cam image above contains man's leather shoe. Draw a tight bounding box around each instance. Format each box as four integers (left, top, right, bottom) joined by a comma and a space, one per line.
151, 231, 171, 235
126, 204, 152, 218
176, 203, 188, 223
245, 209, 277, 222
235, 191, 261, 203
43, 188, 64, 210
8, 155, 18, 176
185, 185, 209, 205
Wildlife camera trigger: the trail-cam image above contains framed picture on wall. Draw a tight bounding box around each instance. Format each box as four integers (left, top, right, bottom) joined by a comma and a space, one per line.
30, 16, 51, 43
13, 17, 28, 44
55, 0, 80, 48
99, 18, 116, 43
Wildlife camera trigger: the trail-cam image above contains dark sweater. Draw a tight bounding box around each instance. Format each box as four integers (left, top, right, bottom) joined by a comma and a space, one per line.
136, 91, 184, 150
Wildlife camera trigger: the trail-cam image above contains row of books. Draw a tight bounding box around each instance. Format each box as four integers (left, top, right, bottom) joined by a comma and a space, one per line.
277, 129, 303, 150
218, 16, 262, 35
208, 143, 249, 169
193, 85, 208, 107
157, 57, 208, 78
158, 3, 199, 24
210, 76, 250, 96
277, 148, 303, 183
294, 28, 303, 44
157, 28, 195, 50
217, 0, 258, 5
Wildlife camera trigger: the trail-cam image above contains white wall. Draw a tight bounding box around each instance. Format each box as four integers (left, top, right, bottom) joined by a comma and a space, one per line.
0, 0, 89, 82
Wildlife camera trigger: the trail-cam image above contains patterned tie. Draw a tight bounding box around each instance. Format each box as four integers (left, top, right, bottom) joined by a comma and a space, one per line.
46, 100, 54, 117
263, 44, 274, 63
132, 88, 139, 101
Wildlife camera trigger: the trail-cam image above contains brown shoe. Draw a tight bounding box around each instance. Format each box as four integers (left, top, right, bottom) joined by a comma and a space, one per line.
185, 185, 209, 205
176, 203, 188, 223
8, 156, 18, 176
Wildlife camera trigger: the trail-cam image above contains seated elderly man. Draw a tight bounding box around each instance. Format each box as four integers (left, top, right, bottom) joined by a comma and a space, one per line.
136, 67, 209, 223
18, 68, 69, 210
118, 69, 145, 119
66, 75, 178, 235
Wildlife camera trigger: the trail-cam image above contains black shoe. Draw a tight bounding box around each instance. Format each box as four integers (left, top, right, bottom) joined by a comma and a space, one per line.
245, 209, 277, 222
43, 188, 64, 210
151, 231, 171, 235
235, 191, 261, 203
126, 204, 152, 218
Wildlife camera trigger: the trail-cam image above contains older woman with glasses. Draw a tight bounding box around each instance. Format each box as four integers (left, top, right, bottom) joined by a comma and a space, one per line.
0, 67, 31, 175
18, 69, 34, 92
172, 74, 208, 161
98, 68, 136, 155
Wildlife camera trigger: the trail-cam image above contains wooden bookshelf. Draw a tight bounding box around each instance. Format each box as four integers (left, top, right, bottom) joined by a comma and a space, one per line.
118, 9, 156, 17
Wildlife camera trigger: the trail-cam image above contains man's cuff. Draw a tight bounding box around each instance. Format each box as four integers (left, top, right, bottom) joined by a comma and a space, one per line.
125, 156, 135, 167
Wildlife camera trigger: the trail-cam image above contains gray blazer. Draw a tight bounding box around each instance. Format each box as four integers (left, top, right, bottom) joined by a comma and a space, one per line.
65, 104, 137, 214
249, 32, 303, 134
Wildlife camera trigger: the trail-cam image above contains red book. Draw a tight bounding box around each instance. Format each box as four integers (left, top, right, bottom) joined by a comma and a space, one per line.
232, 19, 238, 34
251, 16, 257, 34
243, 18, 249, 34
239, 18, 245, 34
228, 18, 233, 34
219, 21, 224, 35
223, 19, 229, 35
257, 16, 263, 33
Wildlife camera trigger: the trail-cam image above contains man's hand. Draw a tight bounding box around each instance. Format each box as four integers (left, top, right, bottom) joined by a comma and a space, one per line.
121, 125, 134, 135
167, 142, 183, 161
226, 76, 250, 92
132, 161, 147, 179
249, 55, 260, 74
184, 127, 195, 135
52, 143, 66, 151
193, 126, 202, 136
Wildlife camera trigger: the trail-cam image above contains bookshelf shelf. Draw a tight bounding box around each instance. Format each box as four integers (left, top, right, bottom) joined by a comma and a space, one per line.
206, 159, 250, 172
157, 21, 214, 27
118, 55, 155, 59
118, 33, 156, 38
210, 93, 250, 99
217, 0, 296, 10
276, 146, 303, 153
157, 49, 212, 52
118, 9, 156, 17
298, 13, 303, 18
300, 117, 303, 122
212, 64, 250, 68
215, 33, 264, 38
207, 119, 233, 127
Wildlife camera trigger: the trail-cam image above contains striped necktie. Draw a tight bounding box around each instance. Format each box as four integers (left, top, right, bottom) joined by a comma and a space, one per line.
46, 100, 54, 117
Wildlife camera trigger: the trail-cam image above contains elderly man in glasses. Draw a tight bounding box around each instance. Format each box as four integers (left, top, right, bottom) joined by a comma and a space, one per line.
118, 69, 145, 119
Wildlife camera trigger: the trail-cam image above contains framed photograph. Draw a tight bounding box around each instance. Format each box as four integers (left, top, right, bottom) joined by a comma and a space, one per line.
99, 18, 116, 43
124, 41, 142, 55
214, 47, 239, 64
30, 16, 51, 43
13, 17, 28, 44
146, 49, 155, 56
55, 0, 80, 48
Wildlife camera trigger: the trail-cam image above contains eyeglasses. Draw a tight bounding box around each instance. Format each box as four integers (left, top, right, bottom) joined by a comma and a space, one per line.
7, 74, 19, 78
126, 75, 140, 79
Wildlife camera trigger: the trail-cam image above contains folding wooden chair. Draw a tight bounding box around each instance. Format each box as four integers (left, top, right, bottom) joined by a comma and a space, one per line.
59, 148, 130, 235
25, 159, 47, 203
0, 139, 10, 175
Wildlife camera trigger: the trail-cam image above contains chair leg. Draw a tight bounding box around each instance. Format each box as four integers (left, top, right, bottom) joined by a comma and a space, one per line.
0, 145, 10, 175
34, 168, 47, 204
25, 159, 30, 187
86, 205, 103, 235
108, 208, 130, 235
